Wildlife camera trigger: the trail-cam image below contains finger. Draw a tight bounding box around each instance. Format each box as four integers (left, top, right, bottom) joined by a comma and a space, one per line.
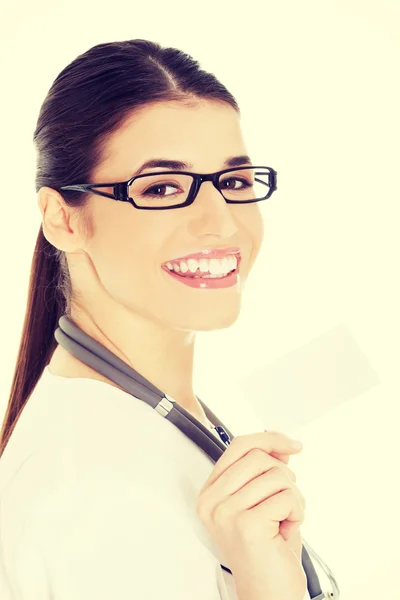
270, 452, 290, 464
200, 431, 302, 493
213, 468, 294, 524
267, 432, 301, 463
235, 488, 305, 543
197, 452, 303, 528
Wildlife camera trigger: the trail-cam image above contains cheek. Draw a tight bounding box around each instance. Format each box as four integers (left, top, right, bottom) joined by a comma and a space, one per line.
253, 207, 264, 251
238, 204, 264, 269
89, 217, 156, 293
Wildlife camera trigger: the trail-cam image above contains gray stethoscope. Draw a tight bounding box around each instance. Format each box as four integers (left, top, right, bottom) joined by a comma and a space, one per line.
54, 315, 340, 600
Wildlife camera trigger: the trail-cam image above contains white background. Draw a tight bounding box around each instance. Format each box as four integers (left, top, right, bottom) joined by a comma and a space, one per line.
1, 1, 399, 597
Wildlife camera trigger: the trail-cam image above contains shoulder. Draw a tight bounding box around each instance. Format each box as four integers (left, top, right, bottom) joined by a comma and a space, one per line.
1, 373, 216, 541
0, 377, 184, 519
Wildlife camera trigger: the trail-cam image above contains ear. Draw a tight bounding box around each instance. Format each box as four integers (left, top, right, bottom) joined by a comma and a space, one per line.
37, 187, 80, 252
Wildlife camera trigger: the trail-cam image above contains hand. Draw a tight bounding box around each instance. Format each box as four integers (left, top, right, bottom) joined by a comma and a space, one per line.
196, 430, 307, 600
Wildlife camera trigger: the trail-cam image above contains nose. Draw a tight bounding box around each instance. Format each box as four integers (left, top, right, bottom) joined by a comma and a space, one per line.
187, 180, 239, 239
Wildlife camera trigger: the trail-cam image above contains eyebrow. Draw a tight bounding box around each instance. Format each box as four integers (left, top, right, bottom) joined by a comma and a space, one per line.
132, 155, 253, 177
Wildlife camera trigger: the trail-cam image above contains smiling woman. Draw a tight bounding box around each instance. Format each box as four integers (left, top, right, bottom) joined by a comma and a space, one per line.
0, 39, 312, 600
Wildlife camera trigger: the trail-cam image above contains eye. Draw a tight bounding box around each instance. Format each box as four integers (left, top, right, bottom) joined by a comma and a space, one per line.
143, 182, 182, 197
220, 176, 251, 190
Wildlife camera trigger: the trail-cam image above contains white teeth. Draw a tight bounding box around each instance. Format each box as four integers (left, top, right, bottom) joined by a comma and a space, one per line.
179, 261, 189, 273
199, 258, 209, 272
165, 255, 239, 276
187, 258, 199, 273
208, 258, 219, 275
222, 256, 232, 272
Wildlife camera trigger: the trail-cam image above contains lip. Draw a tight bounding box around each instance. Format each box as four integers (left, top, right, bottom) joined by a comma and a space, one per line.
164, 246, 241, 264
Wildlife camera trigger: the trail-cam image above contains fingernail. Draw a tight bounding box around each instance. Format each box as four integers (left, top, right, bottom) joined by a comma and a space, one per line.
289, 439, 303, 449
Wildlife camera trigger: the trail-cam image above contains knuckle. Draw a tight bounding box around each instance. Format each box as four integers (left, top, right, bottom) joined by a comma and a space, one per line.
267, 465, 281, 476
250, 447, 265, 459
213, 500, 231, 524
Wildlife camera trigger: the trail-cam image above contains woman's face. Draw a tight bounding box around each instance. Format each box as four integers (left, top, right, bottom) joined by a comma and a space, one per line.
80, 100, 265, 332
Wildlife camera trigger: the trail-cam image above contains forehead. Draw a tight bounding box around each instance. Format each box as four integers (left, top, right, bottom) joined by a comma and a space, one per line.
99, 100, 246, 178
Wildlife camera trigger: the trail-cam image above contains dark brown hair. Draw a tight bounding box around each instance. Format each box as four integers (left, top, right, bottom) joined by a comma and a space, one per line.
0, 39, 239, 458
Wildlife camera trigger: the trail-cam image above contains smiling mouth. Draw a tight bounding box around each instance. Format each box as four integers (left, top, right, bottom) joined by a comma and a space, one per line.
162, 255, 241, 279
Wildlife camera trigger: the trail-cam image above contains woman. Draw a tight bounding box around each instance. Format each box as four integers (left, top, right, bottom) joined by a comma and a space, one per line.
0, 39, 308, 599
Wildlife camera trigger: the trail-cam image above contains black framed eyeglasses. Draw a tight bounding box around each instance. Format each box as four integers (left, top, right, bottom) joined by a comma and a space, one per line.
59, 165, 277, 210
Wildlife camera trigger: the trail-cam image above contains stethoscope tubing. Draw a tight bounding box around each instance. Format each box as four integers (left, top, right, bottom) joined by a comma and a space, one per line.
54, 315, 339, 599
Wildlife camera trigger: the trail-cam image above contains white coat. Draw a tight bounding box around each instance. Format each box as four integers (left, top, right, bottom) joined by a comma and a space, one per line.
0, 367, 311, 599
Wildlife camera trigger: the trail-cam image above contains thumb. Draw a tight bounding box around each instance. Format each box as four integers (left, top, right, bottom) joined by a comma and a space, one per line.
264, 430, 291, 464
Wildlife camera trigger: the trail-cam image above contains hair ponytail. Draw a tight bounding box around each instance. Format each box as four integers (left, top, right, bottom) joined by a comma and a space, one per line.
0, 227, 66, 457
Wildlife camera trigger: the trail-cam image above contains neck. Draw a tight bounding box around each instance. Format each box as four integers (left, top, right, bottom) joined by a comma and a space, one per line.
51, 306, 210, 425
